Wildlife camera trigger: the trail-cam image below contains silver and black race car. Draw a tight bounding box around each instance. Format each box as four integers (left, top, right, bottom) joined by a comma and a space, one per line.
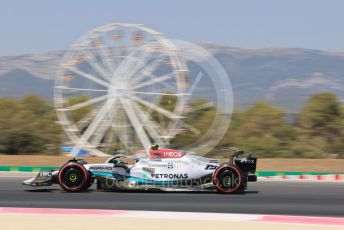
23, 149, 257, 193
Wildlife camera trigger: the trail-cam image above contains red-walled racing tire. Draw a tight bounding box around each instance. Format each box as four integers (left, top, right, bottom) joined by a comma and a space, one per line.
57, 162, 91, 192
212, 164, 244, 193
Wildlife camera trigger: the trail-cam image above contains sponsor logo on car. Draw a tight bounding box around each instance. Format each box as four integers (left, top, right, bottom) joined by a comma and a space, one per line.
147, 162, 182, 169
151, 158, 162, 162
39, 172, 52, 177
205, 164, 217, 170
147, 164, 168, 168
149, 149, 185, 159
162, 151, 183, 158
89, 166, 114, 171
239, 159, 255, 164
151, 173, 189, 180
142, 167, 155, 174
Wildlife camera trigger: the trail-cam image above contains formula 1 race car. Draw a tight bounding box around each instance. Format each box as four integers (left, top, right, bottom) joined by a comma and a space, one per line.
23, 148, 257, 193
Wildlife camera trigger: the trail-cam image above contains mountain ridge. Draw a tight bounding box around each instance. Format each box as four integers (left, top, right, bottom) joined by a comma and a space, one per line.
0, 44, 343, 111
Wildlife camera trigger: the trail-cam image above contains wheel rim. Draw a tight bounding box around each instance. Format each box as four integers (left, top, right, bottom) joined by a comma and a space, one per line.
219, 170, 238, 189
214, 166, 242, 193
69, 173, 77, 182
222, 175, 232, 188
63, 168, 84, 188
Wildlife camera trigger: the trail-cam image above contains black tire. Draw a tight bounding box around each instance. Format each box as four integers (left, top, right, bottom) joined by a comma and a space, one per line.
58, 162, 90, 192
213, 164, 244, 193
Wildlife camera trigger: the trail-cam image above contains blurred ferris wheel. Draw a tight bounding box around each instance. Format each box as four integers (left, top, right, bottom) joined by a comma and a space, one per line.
54, 23, 232, 156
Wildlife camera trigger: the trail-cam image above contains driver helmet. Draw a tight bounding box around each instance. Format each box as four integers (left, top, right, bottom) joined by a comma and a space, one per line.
151, 144, 159, 150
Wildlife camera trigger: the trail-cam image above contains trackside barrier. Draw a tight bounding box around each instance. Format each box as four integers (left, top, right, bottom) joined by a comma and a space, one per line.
258, 171, 344, 181
0, 166, 58, 172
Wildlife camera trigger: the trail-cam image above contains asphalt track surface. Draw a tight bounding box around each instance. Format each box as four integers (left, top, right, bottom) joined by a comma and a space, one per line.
0, 173, 343, 217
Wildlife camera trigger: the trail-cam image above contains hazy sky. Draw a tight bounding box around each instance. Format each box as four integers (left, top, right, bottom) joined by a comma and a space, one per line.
1, 0, 344, 56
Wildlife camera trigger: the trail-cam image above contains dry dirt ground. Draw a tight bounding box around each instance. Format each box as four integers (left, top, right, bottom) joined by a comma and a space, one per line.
0, 155, 344, 172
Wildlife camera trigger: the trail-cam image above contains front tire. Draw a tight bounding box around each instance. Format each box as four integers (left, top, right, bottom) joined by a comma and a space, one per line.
58, 162, 91, 192
213, 164, 244, 193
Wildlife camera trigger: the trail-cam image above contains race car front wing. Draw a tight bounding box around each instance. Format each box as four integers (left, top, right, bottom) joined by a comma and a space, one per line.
22, 171, 57, 187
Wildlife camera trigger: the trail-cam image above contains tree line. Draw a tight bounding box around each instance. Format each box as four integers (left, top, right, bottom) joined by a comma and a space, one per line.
215, 92, 344, 158
0, 93, 343, 158
0, 96, 62, 155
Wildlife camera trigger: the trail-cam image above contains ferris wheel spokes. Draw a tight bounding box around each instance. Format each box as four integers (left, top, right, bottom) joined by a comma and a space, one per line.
78, 100, 111, 145
130, 58, 165, 86
64, 66, 110, 88
78, 48, 110, 81
60, 94, 108, 111
124, 46, 166, 80
58, 86, 108, 93
132, 72, 176, 90
120, 98, 152, 149
76, 109, 98, 131
90, 116, 113, 147
130, 95, 183, 120
95, 37, 117, 74
164, 72, 203, 135
132, 102, 169, 146
129, 91, 188, 96
56, 23, 191, 155
134, 67, 177, 92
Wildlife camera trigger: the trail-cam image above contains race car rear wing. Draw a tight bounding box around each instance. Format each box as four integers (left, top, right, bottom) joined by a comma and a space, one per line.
230, 150, 257, 182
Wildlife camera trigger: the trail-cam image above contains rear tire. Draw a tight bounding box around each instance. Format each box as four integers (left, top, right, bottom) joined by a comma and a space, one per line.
58, 162, 90, 192
213, 164, 244, 194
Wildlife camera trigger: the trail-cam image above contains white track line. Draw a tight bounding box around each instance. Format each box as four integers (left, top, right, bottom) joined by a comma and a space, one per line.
1, 208, 344, 227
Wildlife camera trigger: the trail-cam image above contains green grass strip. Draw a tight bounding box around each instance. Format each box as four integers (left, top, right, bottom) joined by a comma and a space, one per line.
257, 171, 344, 176
0, 166, 59, 172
